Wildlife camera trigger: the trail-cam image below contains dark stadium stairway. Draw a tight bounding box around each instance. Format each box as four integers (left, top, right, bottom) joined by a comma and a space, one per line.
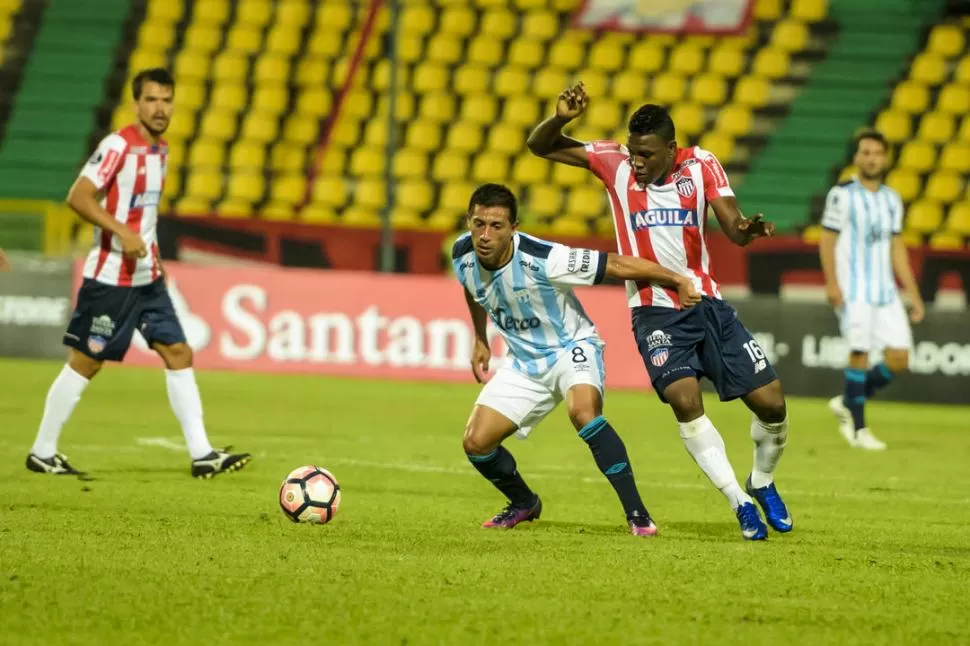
0, 0, 129, 200
737, 0, 946, 232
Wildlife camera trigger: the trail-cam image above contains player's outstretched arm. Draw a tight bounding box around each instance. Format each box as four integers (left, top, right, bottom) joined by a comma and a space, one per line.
891, 236, 925, 323
463, 287, 492, 383
710, 196, 776, 247
67, 177, 147, 259
605, 254, 701, 307
526, 82, 591, 168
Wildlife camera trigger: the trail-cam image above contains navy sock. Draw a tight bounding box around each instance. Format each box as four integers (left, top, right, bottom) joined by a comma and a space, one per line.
578, 416, 648, 519
467, 446, 535, 507
864, 363, 894, 399
843, 368, 867, 431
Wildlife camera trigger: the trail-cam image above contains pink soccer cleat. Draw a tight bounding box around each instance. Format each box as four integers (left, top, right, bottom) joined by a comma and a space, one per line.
628, 514, 659, 537
482, 496, 542, 529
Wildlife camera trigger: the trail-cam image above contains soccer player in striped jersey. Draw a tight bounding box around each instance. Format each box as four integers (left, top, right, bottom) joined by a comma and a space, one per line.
819, 130, 925, 451
26, 69, 251, 479
456, 183, 701, 537
527, 84, 791, 541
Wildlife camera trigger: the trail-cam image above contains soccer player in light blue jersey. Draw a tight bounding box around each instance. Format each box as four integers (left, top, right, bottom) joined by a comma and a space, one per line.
453, 183, 700, 536
819, 130, 925, 450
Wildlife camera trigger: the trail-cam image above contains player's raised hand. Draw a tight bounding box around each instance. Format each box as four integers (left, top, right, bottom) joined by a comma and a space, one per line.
737, 213, 775, 241
471, 338, 492, 384
677, 278, 701, 308
556, 82, 589, 121
119, 229, 148, 259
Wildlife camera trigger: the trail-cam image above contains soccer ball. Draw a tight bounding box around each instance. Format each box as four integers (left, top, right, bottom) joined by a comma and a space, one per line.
278, 466, 341, 524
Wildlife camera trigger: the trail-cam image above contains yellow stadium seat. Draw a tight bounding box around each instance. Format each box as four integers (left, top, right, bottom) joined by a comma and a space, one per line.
734, 76, 771, 108
226, 25, 262, 54
401, 5, 435, 34
960, 116, 970, 142
509, 40, 545, 70
227, 172, 265, 204
296, 87, 332, 118
612, 70, 648, 104
319, 149, 345, 175
926, 24, 965, 59
184, 24, 221, 53
300, 205, 337, 224
652, 73, 687, 105
312, 176, 348, 208
164, 113, 195, 140
145, 0, 183, 22
802, 224, 822, 244
343, 89, 373, 120
553, 163, 588, 187
241, 112, 279, 144
397, 181, 435, 212
262, 202, 295, 221
593, 216, 615, 238
472, 152, 508, 183
503, 96, 541, 127
266, 25, 301, 57
586, 100, 621, 130
791, 0, 828, 22
467, 37, 502, 67
377, 91, 415, 121
453, 64, 489, 95
350, 148, 385, 177
945, 201, 970, 235
354, 179, 387, 211
198, 109, 238, 141
588, 40, 624, 72
480, 9, 517, 40
522, 11, 558, 42
237, 0, 272, 27
210, 84, 247, 114
906, 200, 944, 233
276, 1, 310, 27
165, 141, 186, 168
306, 29, 342, 58
371, 61, 409, 92
886, 169, 921, 202
341, 207, 381, 229
252, 85, 289, 115
690, 74, 727, 106
283, 115, 318, 146
440, 182, 476, 212
405, 120, 442, 152
513, 155, 550, 185
494, 67, 530, 98
446, 122, 483, 153
138, 23, 174, 51
229, 140, 266, 171
940, 143, 970, 173
874, 110, 912, 143
550, 217, 589, 236
527, 185, 563, 217
956, 57, 970, 84
534, 68, 568, 99
216, 200, 252, 218
270, 175, 306, 206
576, 70, 608, 99
928, 232, 964, 250
514, 0, 547, 10
416, 92, 455, 123
413, 63, 449, 93
715, 105, 753, 136
174, 196, 210, 215
296, 58, 329, 86
669, 44, 705, 76
891, 81, 929, 114
754, 0, 783, 21
721, 26, 759, 51
185, 169, 224, 202
566, 185, 606, 219
330, 119, 359, 148
898, 141, 936, 173
910, 53, 948, 86
391, 209, 424, 230
670, 103, 706, 137
917, 112, 955, 144
432, 150, 469, 181
362, 121, 386, 148
461, 94, 499, 125
549, 40, 584, 70
771, 20, 809, 53
925, 172, 964, 204
937, 84, 970, 116
628, 42, 666, 74
194, 0, 229, 25
127, 50, 166, 76
213, 52, 249, 82
255, 55, 290, 84
552, 0, 584, 8
440, 6, 476, 37
487, 123, 526, 156
171, 81, 204, 112
699, 133, 735, 162
753, 48, 790, 80
898, 230, 922, 248
188, 140, 224, 168
709, 46, 745, 78
427, 34, 464, 65
393, 149, 429, 179
425, 209, 460, 231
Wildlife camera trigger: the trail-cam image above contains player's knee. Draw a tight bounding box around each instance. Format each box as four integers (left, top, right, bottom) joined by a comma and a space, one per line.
664, 387, 704, 421
461, 428, 493, 456
68, 349, 102, 379
884, 351, 908, 374
756, 399, 788, 424
158, 342, 193, 369
567, 405, 598, 431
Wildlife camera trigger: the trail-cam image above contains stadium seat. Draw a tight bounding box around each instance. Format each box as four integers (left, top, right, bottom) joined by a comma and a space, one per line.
771, 20, 809, 53
213, 52, 249, 82
735, 76, 770, 108
494, 67, 530, 98
401, 5, 434, 34
341, 207, 381, 228
550, 217, 589, 236
252, 85, 288, 116
699, 133, 735, 162
522, 12, 559, 42
432, 150, 469, 181
527, 184, 563, 217
397, 181, 435, 212
272, 174, 308, 206
670, 103, 706, 137
928, 231, 964, 250
939, 143, 970, 174
188, 139, 225, 168
554, 162, 588, 187
226, 172, 266, 204
652, 73, 687, 105
354, 179, 387, 211
755, 0, 783, 21
709, 46, 745, 78
446, 122, 483, 153
513, 155, 550, 185
945, 201, 970, 235
237, 0, 272, 27
502, 96, 540, 127
891, 82, 930, 114
874, 110, 912, 144
440, 6, 476, 37
926, 24, 965, 59
427, 35, 463, 65
227, 25, 263, 54
210, 84, 247, 114
917, 112, 955, 143
467, 37, 503, 67
296, 88, 332, 118
885, 169, 922, 202
566, 185, 606, 218
628, 42, 666, 74
216, 199, 252, 218
906, 200, 944, 233
312, 176, 348, 209
393, 149, 429, 179
910, 53, 948, 86
925, 172, 964, 204
185, 169, 224, 202
690, 74, 727, 106
752, 48, 790, 80
509, 40, 545, 70
937, 84, 970, 116
184, 24, 221, 53
440, 182, 476, 212
586, 100, 621, 130
669, 44, 705, 76
406, 120, 442, 152
283, 115, 318, 146
472, 152, 509, 183
461, 94, 498, 125
956, 57, 970, 84
898, 141, 936, 173
487, 123, 526, 156
300, 205, 337, 224
549, 40, 584, 70
229, 140, 266, 171
715, 105, 753, 137
791, 0, 828, 22
480, 8, 516, 40
419, 92, 456, 122
350, 149, 385, 177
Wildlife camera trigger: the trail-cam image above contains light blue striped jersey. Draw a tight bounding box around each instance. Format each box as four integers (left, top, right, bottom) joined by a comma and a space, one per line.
452, 232, 608, 377
821, 179, 903, 306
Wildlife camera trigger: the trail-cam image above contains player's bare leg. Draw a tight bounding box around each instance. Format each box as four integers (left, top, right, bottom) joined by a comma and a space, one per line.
664, 377, 766, 540
566, 385, 657, 537
464, 405, 541, 528
26, 348, 101, 476
741, 379, 792, 532
830, 351, 886, 450
153, 341, 251, 478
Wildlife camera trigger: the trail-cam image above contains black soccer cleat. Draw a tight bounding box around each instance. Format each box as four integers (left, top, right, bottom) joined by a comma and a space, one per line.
191, 446, 252, 479
26, 453, 85, 476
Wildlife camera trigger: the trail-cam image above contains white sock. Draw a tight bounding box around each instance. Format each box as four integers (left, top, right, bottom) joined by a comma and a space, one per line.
165, 368, 214, 460
678, 415, 751, 509
750, 415, 789, 488
31, 364, 89, 458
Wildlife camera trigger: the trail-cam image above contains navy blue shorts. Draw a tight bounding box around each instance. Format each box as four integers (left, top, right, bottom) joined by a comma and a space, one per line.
64, 278, 186, 362
632, 297, 777, 402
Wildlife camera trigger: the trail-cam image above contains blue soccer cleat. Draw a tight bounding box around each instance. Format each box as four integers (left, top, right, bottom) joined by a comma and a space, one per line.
745, 476, 793, 533
735, 501, 768, 541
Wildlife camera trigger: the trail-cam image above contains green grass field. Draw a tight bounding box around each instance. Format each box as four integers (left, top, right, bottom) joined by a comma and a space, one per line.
1, 358, 968, 645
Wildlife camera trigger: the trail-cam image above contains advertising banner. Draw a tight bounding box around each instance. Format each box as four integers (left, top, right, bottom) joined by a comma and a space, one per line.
0, 257, 73, 359
573, 0, 753, 33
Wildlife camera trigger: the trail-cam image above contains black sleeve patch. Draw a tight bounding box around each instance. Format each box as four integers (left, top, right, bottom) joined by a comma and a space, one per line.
451, 235, 473, 260
517, 236, 552, 259
594, 252, 608, 284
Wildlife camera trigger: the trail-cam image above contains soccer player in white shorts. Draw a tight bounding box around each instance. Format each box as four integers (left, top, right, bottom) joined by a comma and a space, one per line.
454, 183, 700, 537
819, 130, 925, 450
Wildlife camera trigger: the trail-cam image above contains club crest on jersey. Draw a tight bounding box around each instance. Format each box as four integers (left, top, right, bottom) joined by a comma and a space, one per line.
87, 335, 107, 355
90, 315, 115, 338
645, 329, 672, 350
676, 178, 695, 198
650, 348, 669, 367
513, 288, 531, 304
631, 209, 697, 230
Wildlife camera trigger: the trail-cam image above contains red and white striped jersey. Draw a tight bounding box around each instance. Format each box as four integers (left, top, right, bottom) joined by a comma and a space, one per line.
79, 124, 167, 287
585, 141, 734, 309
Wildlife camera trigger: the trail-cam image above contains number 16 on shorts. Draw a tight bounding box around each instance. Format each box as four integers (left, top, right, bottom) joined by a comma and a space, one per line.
742, 339, 769, 375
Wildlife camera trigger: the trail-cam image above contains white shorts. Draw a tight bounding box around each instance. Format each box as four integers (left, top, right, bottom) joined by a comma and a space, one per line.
475, 341, 605, 439
838, 298, 913, 353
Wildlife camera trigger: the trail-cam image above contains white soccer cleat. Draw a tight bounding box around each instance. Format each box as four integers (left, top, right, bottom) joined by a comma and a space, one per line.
828, 396, 859, 447
854, 428, 887, 451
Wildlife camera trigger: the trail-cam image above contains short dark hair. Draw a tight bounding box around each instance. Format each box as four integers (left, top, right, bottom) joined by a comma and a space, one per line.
468, 183, 517, 224
629, 104, 676, 143
852, 129, 888, 155
132, 68, 175, 100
